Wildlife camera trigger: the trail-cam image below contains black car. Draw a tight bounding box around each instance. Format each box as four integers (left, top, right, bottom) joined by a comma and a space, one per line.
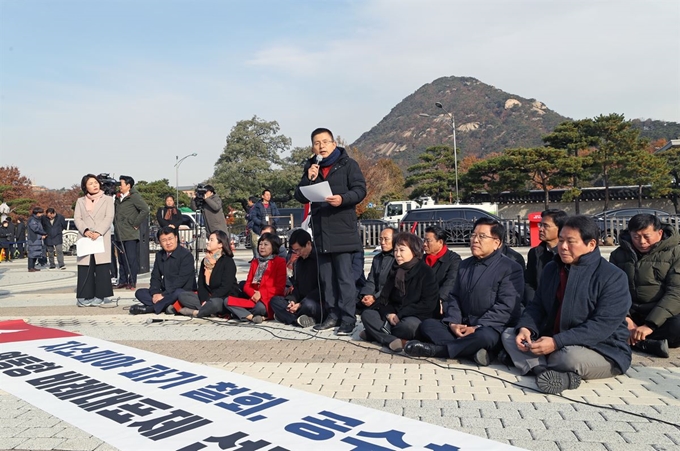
400, 207, 499, 245
591, 208, 673, 244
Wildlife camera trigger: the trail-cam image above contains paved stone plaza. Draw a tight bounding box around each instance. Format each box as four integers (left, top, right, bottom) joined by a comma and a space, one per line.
1, 248, 679, 451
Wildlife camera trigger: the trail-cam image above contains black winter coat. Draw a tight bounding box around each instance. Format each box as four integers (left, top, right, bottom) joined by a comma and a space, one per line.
444, 250, 524, 332
149, 245, 197, 297
360, 251, 395, 299
430, 249, 462, 301
294, 147, 366, 253
42, 214, 67, 246
378, 259, 439, 320
198, 255, 239, 302
524, 241, 556, 305
518, 248, 632, 374
156, 207, 183, 229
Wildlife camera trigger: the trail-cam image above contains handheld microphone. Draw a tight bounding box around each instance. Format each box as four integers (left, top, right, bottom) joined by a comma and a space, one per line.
310, 154, 323, 181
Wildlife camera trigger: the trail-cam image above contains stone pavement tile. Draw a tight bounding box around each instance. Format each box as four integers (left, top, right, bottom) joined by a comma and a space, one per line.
53, 425, 96, 439
486, 426, 533, 440
618, 431, 678, 446
479, 408, 523, 420
14, 426, 66, 437
436, 392, 475, 400
93, 443, 120, 451
573, 430, 627, 444
528, 427, 580, 442
10, 437, 67, 450
56, 438, 108, 450
553, 442, 608, 450
0, 437, 30, 450
460, 417, 503, 429
498, 417, 544, 430
508, 439, 561, 451
367, 391, 403, 399
440, 405, 481, 419
473, 393, 512, 402
403, 391, 437, 400
509, 393, 551, 403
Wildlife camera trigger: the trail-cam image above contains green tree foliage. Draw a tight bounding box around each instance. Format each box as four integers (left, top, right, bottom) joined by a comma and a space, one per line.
657, 147, 680, 214
267, 146, 312, 209
405, 146, 457, 202
614, 150, 670, 207
210, 116, 292, 209
135, 179, 190, 223
504, 147, 574, 209
462, 154, 525, 202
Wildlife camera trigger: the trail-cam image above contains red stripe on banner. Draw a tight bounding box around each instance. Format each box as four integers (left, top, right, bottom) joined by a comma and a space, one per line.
0, 319, 81, 343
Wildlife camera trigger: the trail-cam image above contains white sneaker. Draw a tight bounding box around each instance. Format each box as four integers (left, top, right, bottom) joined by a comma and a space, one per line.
77, 298, 93, 307
111, 278, 118, 285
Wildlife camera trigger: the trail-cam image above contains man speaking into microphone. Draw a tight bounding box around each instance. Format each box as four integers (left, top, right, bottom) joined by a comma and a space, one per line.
294, 128, 366, 335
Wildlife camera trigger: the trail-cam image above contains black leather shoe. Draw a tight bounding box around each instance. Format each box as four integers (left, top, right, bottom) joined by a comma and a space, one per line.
403, 340, 438, 358
633, 339, 670, 358
336, 323, 355, 336
129, 304, 148, 315
536, 370, 581, 394
313, 317, 339, 331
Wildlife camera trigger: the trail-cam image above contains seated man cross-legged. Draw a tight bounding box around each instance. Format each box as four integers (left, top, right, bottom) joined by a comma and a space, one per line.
610, 213, 680, 357
271, 229, 324, 328
501, 215, 632, 395
130, 226, 196, 315
405, 218, 524, 365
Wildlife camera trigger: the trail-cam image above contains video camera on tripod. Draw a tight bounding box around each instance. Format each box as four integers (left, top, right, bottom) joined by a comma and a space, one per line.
97, 173, 118, 196
193, 183, 208, 209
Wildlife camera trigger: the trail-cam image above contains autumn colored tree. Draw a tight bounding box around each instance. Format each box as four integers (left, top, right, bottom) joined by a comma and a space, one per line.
349, 148, 405, 216
657, 146, 680, 214
0, 166, 36, 218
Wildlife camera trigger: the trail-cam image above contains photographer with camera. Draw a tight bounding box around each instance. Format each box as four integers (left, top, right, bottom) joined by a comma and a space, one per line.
191, 184, 227, 236
114, 175, 149, 290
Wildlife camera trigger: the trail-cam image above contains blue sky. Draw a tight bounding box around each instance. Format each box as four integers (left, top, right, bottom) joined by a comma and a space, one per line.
1, 0, 679, 189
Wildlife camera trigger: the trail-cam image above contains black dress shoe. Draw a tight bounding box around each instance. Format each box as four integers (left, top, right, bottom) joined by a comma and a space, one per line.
114, 283, 129, 289
403, 340, 438, 358
633, 339, 670, 358
313, 317, 339, 331
336, 323, 355, 336
129, 304, 149, 315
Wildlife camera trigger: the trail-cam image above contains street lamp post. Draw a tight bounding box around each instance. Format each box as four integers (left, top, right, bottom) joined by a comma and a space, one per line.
175, 153, 198, 205
435, 101, 459, 204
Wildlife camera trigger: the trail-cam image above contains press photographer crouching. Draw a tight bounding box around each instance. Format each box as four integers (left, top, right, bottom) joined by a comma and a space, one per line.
191, 184, 227, 236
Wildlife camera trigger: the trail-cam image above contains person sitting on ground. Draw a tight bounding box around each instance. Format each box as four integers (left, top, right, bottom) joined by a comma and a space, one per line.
176, 230, 240, 318
360, 232, 439, 352
525, 209, 568, 306
422, 226, 461, 317
609, 213, 680, 358
271, 229, 323, 327
501, 215, 631, 394
156, 195, 183, 229
225, 232, 286, 323
357, 227, 397, 313
405, 218, 524, 366
260, 225, 287, 259
130, 226, 196, 315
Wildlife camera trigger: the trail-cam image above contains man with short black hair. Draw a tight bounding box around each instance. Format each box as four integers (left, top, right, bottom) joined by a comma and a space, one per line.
609, 213, 680, 357
406, 218, 524, 366
130, 226, 196, 315
191, 184, 227, 236
358, 227, 397, 312
114, 175, 149, 289
42, 207, 67, 270
525, 209, 568, 305
271, 229, 322, 327
294, 127, 366, 336
502, 215, 631, 394
422, 225, 461, 317
252, 189, 280, 252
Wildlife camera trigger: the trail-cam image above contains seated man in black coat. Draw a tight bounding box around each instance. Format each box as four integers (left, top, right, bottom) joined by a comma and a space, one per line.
422, 226, 461, 317
271, 229, 323, 327
405, 218, 524, 366
502, 215, 632, 394
358, 227, 397, 313
130, 226, 196, 315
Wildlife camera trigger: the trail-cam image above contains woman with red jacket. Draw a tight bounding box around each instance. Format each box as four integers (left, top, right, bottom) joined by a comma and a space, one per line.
225, 232, 286, 323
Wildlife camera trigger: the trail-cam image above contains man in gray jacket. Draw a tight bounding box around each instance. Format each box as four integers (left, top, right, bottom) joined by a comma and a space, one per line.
191, 184, 227, 236
114, 175, 149, 289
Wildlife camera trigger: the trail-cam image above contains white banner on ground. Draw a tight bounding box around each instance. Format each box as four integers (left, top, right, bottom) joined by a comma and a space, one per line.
0, 320, 523, 451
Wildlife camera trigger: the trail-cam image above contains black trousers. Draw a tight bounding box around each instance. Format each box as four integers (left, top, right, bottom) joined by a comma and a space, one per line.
419, 318, 501, 359
361, 309, 421, 346
271, 296, 326, 325
77, 255, 113, 300
631, 313, 680, 348
177, 291, 227, 318
117, 240, 139, 285
318, 252, 356, 327
136, 288, 184, 314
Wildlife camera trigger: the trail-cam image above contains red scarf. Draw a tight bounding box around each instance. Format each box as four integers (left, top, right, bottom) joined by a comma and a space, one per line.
425, 246, 447, 267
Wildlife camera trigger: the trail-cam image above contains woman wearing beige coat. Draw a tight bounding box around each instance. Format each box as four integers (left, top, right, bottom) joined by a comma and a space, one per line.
74, 174, 115, 307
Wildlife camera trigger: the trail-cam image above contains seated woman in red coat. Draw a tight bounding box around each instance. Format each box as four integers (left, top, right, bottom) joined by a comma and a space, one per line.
225, 232, 286, 323
175, 230, 240, 317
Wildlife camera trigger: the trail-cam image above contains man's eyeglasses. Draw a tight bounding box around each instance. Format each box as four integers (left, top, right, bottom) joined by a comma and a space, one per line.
313, 140, 334, 147
537, 222, 554, 229
470, 233, 497, 241
378, 237, 391, 242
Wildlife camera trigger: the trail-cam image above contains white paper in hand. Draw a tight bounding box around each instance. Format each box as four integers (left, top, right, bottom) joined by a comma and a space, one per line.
299, 181, 333, 202
76, 236, 105, 257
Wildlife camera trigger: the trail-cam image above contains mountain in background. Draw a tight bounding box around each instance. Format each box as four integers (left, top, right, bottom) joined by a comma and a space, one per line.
351, 76, 680, 167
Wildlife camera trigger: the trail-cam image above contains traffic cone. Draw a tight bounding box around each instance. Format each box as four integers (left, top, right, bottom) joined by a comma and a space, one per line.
0, 248, 5, 262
